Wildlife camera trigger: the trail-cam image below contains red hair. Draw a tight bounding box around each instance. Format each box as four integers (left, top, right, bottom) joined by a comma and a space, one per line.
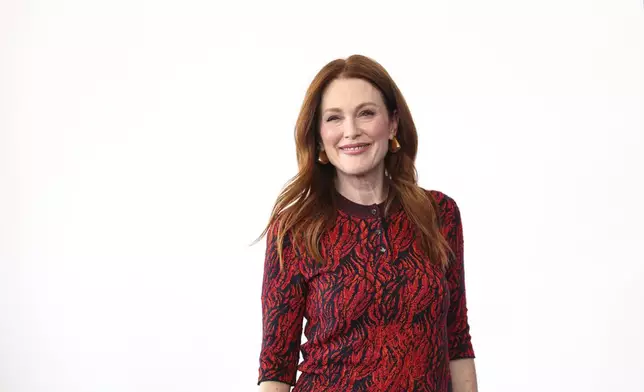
256, 55, 453, 270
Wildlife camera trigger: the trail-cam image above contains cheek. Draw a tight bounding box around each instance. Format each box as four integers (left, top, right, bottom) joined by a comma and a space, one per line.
319, 124, 339, 146
366, 117, 392, 140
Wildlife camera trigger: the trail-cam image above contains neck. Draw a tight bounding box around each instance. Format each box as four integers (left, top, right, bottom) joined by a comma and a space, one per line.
334, 166, 389, 206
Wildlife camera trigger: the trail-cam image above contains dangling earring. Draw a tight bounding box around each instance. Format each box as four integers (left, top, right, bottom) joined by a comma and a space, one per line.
318, 150, 329, 164
389, 136, 401, 153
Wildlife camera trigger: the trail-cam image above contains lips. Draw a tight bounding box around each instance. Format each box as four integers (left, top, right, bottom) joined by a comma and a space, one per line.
339, 143, 371, 151
338, 143, 372, 156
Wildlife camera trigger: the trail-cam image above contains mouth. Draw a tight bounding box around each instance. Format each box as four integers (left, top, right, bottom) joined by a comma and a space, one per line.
339, 143, 371, 154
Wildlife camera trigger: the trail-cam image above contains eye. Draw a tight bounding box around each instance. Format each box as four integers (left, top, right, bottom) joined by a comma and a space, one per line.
359, 109, 375, 117
326, 115, 340, 122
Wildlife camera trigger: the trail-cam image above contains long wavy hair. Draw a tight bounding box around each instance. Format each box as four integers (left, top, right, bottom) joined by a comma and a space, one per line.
256, 54, 453, 271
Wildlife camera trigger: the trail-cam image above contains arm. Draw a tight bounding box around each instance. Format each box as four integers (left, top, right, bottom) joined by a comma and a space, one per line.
257, 221, 306, 391
450, 358, 478, 392
258, 381, 291, 392
444, 197, 477, 392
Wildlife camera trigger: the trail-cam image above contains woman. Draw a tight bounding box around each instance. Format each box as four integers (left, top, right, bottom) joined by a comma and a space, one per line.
257, 55, 478, 392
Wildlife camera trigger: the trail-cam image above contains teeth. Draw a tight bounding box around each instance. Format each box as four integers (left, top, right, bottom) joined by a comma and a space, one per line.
342, 145, 368, 151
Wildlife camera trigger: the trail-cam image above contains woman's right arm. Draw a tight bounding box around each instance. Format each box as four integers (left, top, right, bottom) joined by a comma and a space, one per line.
258, 380, 292, 392
257, 221, 306, 390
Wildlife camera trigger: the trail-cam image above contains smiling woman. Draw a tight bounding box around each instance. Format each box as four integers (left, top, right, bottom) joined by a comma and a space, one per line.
318, 78, 397, 179
256, 55, 478, 392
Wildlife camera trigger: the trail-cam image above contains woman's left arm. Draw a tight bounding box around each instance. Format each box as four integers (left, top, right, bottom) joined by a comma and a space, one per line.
443, 195, 478, 392
450, 358, 478, 392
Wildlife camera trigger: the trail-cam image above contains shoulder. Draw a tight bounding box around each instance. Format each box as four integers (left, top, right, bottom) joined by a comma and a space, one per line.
423, 188, 450, 203
266, 216, 295, 245
419, 187, 463, 233
421, 188, 459, 214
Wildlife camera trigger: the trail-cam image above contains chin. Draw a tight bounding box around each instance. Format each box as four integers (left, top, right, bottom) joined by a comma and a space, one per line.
335, 165, 379, 177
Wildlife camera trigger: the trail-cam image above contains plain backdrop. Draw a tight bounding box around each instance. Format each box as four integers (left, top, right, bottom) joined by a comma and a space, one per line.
1, 0, 643, 391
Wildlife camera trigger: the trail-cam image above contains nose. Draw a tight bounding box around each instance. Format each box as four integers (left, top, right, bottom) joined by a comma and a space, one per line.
343, 118, 361, 139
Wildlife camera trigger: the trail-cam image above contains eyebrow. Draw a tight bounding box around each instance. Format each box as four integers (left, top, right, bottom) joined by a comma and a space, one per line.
322, 101, 379, 115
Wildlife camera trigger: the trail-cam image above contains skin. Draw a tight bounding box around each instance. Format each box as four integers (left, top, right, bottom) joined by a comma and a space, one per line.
258, 381, 291, 392
259, 77, 478, 392
450, 358, 479, 392
318, 77, 398, 206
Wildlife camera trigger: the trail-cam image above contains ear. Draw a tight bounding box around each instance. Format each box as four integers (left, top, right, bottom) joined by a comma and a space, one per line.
390, 110, 399, 138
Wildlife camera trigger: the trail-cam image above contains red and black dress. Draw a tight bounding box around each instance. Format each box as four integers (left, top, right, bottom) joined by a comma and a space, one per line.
258, 189, 475, 392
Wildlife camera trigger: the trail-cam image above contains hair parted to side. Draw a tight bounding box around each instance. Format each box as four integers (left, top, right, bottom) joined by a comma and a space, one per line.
254, 54, 454, 271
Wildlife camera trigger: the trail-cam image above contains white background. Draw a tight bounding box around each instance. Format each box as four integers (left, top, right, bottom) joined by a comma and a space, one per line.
1, 0, 643, 391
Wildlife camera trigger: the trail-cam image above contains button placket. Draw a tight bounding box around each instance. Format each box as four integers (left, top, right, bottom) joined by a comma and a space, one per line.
371, 205, 389, 257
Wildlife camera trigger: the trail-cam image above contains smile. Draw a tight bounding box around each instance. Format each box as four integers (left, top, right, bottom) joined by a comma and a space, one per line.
339, 143, 371, 154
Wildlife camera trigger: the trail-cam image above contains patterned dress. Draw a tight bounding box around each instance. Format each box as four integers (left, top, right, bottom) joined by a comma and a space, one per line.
258, 189, 475, 391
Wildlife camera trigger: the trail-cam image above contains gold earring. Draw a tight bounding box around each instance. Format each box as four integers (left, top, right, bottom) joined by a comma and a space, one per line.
389, 136, 401, 153
318, 150, 329, 164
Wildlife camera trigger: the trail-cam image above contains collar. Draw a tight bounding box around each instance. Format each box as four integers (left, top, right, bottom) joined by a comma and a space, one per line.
333, 188, 402, 219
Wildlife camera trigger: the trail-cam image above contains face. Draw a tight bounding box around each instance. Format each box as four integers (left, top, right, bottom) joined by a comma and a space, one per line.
318, 78, 397, 179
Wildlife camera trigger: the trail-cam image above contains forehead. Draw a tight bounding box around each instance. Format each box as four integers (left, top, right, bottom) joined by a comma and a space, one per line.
320, 78, 384, 110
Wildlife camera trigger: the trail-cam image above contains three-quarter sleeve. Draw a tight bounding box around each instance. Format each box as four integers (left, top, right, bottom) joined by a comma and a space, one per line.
444, 197, 476, 360
257, 221, 307, 386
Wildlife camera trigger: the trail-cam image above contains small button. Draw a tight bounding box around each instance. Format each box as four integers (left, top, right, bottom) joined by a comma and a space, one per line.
376, 229, 382, 235
371, 208, 377, 215
379, 246, 386, 253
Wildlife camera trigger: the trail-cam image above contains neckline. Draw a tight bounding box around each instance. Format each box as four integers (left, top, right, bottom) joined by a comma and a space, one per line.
333, 189, 401, 219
